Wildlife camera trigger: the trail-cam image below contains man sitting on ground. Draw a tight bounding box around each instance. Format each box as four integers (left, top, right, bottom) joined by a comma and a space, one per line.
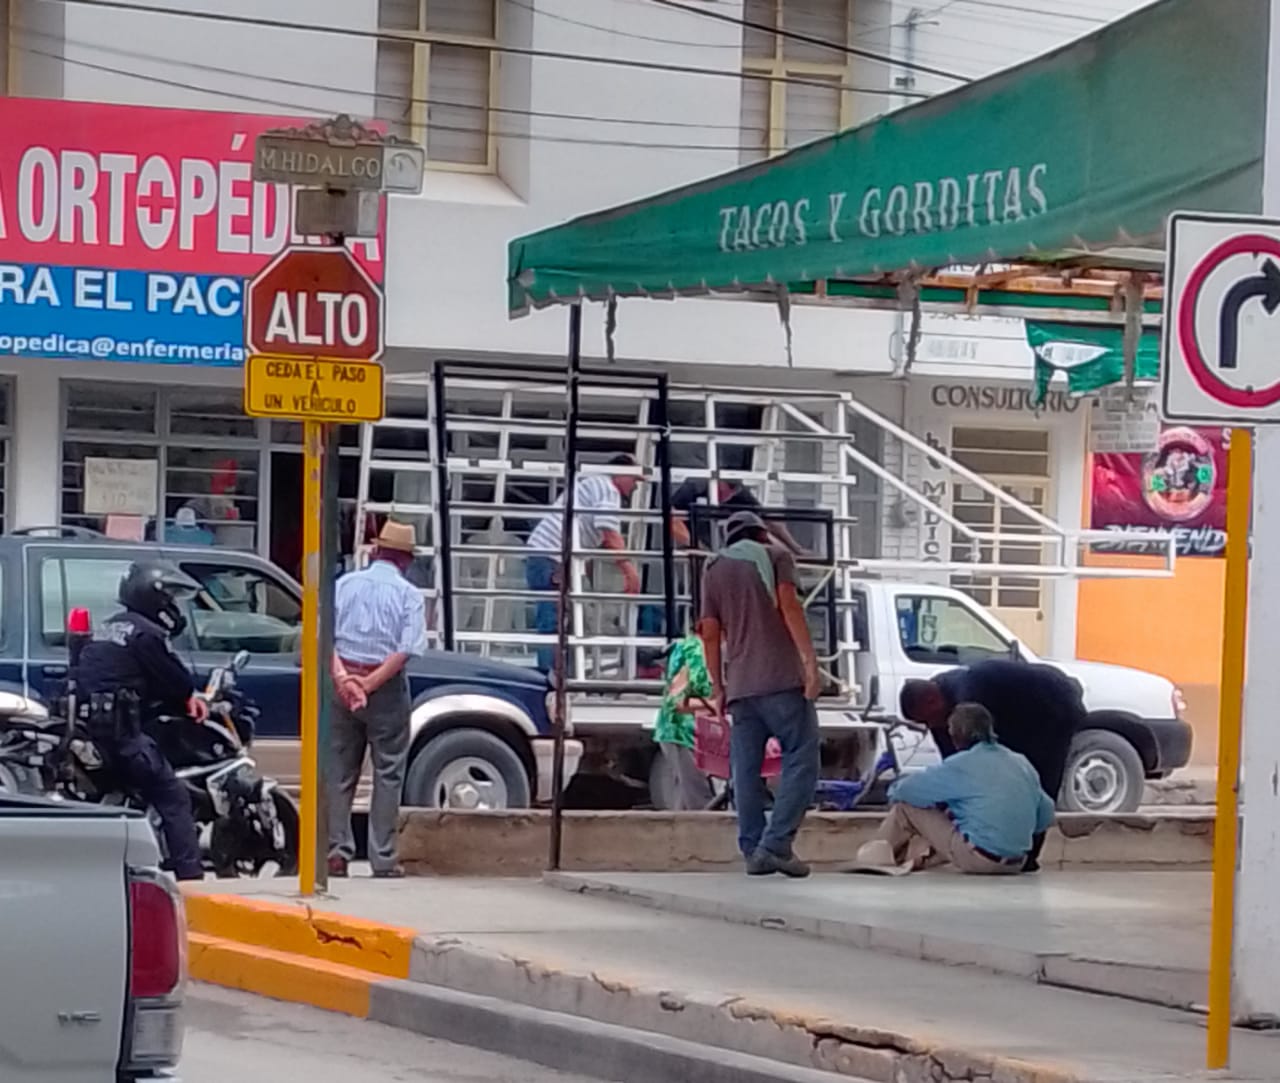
855, 703, 1054, 876
899, 660, 1084, 871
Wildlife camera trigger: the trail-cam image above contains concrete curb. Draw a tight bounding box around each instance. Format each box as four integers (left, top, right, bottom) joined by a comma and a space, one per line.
369, 980, 874, 1083
188, 932, 374, 1018
182, 890, 416, 978
394, 810, 1214, 876
181, 889, 1085, 1083
408, 932, 1080, 1083
542, 872, 1206, 1012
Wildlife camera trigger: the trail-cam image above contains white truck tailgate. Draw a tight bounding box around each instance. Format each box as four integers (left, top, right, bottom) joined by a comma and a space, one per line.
0, 812, 130, 1082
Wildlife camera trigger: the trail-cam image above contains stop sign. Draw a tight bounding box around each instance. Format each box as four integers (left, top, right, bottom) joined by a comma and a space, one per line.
246, 246, 384, 361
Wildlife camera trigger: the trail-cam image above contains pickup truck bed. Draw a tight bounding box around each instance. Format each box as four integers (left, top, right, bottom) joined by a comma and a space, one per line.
0, 794, 184, 1082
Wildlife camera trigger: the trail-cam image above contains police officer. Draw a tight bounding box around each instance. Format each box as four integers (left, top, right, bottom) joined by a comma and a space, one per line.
76, 561, 207, 881
899, 659, 1086, 872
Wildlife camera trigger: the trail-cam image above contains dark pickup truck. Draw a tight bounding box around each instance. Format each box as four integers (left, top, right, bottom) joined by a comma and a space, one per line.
0, 534, 575, 809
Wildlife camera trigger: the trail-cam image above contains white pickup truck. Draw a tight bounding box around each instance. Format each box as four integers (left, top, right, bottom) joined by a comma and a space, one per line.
857, 580, 1192, 813
0, 793, 187, 1082
620, 578, 1192, 815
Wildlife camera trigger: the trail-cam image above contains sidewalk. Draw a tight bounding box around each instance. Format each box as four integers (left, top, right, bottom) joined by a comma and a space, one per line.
545, 869, 1208, 1009
186, 873, 1278, 1082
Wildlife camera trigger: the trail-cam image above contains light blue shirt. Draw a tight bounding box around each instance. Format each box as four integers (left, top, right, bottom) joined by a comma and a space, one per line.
888, 741, 1055, 859
333, 560, 428, 665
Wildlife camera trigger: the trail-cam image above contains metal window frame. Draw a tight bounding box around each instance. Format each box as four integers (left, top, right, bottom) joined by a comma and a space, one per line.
378, 0, 500, 173
57, 379, 274, 554
947, 422, 1054, 614
741, 0, 853, 159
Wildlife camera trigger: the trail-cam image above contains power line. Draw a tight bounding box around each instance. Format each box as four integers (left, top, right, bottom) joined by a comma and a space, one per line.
18, 24, 871, 132
952, 0, 1108, 23
12, 43, 876, 154
644, 0, 969, 82
505, 0, 927, 52
36, 0, 928, 99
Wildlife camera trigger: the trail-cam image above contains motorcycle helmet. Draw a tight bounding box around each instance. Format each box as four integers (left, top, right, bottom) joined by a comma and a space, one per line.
118, 560, 200, 637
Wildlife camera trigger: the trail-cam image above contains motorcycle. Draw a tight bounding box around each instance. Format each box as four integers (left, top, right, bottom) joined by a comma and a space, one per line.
0, 690, 64, 795
1, 650, 299, 878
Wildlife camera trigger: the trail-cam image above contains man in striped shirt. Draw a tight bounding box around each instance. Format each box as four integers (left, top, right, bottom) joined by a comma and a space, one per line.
526, 454, 641, 671
328, 520, 428, 879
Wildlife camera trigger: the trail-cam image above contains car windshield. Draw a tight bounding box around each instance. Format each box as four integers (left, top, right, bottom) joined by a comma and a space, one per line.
181, 563, 302, 654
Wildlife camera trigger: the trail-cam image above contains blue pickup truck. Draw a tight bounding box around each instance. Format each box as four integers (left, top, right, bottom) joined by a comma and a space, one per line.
0, 533, 574, 808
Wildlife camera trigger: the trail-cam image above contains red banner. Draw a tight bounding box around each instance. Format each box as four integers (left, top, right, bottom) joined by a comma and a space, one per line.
1090, 426, 1229, 558
0, 97, 383, 278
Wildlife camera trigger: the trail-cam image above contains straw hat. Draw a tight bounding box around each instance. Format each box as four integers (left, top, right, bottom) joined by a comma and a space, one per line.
377, 521, 416, 553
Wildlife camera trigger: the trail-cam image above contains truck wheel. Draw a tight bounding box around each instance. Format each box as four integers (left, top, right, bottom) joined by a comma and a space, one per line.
404, 728, 531, 810
1061, 729, 1145, 814
0, 762, 40, 795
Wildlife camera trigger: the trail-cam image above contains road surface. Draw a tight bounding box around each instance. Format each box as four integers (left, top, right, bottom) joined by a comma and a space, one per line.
183, 984, 606, 1083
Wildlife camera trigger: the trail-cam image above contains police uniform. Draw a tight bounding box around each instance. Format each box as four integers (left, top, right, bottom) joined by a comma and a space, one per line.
76, 609, 204, 880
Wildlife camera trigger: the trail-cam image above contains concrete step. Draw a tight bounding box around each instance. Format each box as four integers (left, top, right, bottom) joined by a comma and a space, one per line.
185, 878, 1280, 1083
543, 871, 1207, 1012
392, 808, 1214, 876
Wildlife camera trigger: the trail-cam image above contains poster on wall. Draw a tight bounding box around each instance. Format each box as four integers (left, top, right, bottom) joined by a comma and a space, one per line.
1090, 425, 1229, 557
83, 457, 159, 517
0, 98, 386, 368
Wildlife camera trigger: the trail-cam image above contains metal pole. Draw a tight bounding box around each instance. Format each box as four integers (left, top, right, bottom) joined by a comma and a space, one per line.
298, 419, 324, 896
314, 424, 340, 895
548, 304, 582, 872
1207, 427, 1252, 1068
655, 374, 677, 638
432, 361, 456, 650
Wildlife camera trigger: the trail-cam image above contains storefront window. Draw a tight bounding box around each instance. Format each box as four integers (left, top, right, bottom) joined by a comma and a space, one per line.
61, 381, 261, 550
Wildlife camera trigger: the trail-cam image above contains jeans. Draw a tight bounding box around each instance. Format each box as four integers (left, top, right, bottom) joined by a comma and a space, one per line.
729, 689, 820, 858
525, 555, 559, 672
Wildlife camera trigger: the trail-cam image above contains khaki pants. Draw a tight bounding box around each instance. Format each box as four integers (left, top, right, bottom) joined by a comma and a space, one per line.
877, 803, 1025, 875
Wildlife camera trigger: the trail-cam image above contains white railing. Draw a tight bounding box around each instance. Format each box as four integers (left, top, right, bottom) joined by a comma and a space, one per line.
355, 371, 1176, 684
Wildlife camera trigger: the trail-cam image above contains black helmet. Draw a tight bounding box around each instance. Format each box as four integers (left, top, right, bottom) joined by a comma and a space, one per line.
118, 561, 199, 637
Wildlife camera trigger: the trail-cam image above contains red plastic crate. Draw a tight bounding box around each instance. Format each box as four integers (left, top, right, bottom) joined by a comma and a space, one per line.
693, 712, 783, 781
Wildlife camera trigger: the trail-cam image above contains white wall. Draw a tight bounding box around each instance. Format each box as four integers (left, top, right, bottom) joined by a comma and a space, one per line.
890, 0, 1156, 96
33, 0, 377, 116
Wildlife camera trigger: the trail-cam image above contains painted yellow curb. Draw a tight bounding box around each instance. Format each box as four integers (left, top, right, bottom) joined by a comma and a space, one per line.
188, 933, 374, 1018
183, 892, 416, 979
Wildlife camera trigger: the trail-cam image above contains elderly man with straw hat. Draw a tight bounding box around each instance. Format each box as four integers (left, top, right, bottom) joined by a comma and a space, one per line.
328, 520, 428, 879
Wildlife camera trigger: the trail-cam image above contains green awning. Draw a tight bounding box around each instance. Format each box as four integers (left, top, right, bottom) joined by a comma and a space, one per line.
508, 0, 1265, 316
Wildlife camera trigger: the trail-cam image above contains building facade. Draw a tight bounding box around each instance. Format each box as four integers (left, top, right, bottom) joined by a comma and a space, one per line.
0, 0, 1144, 659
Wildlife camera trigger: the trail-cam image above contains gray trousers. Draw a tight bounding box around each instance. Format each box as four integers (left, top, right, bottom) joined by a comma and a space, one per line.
658, 742, 714, 810
328, 675, 411, 872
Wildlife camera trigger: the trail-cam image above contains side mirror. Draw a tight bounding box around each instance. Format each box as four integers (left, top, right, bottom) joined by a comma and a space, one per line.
1009, 640, 1025, 662
232, 649, 251, 672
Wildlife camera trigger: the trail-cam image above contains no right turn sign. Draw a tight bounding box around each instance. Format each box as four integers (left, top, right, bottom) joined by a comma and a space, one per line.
1163, 211, 1280, 424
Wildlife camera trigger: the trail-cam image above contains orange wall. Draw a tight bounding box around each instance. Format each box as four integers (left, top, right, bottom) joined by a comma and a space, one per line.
1076, 554, 1224, 764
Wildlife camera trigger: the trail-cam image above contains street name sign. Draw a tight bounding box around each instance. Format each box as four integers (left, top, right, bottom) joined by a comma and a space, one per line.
1163, 211, 1280, 424
245, 246, 384, 361
244, 355, 384, 422
253, 115, 426, 195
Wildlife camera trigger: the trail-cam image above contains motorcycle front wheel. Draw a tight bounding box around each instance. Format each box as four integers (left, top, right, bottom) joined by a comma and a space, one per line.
210, 789, 300, 878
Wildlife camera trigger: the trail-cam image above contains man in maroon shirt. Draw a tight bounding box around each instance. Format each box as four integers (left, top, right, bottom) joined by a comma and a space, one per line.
699, 511, 821, 877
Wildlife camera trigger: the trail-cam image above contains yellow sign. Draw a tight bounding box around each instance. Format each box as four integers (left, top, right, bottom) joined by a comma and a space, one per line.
244, 354, 384, 422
